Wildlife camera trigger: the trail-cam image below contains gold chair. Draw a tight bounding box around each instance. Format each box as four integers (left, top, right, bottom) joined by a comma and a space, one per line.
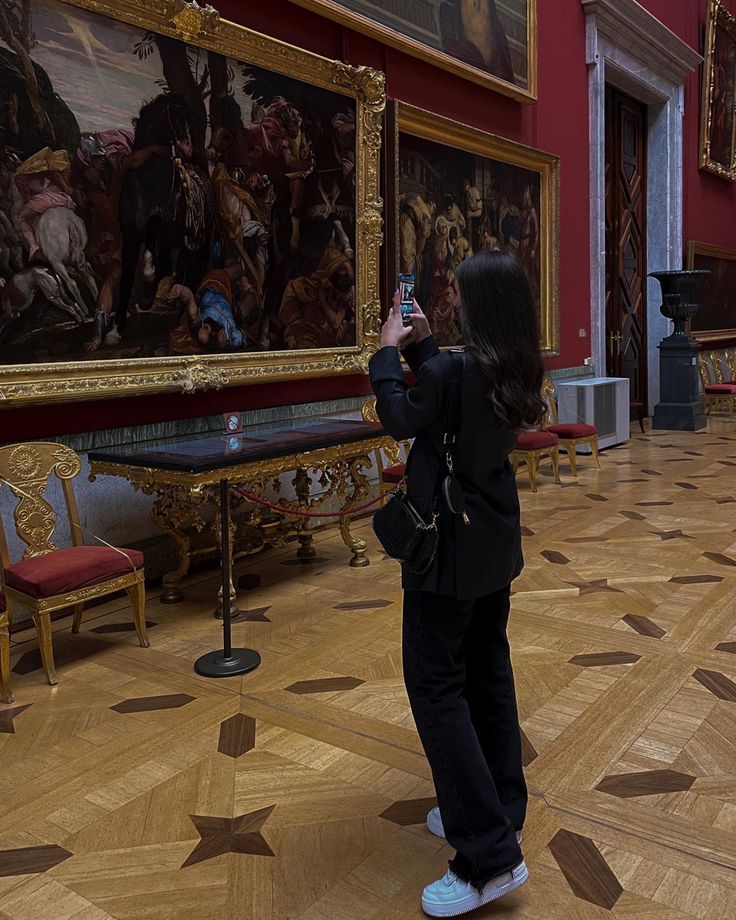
725, 349, 736, 382
0, 443, 149, 702
541, 377, 601, 475
698, 352, 736, 419
362, 398, 410, 496
511, 429, 561, 493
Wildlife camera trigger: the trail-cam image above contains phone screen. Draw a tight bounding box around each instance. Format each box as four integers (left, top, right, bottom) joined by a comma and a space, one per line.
399, 273, 415, 324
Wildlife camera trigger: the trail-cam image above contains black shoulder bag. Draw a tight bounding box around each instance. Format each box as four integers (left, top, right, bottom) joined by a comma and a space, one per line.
372, 352, 467, 574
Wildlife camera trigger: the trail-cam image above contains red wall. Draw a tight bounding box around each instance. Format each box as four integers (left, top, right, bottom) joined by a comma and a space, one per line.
6, 0, 734, 441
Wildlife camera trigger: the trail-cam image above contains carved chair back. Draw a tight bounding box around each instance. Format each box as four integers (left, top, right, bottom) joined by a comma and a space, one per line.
0, 443, 83, 570
541, 378, 558, 427
698, 353, 715, 389
726, 349, 736, 381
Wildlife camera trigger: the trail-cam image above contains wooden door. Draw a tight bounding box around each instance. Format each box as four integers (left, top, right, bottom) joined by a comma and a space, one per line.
605, 86, 648, 408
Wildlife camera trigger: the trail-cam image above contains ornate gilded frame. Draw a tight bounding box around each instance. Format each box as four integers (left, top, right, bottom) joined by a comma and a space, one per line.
288, 0, 537, 104
686, 240, 736, 342
0, 0, 385, 406
700, 0, 736, 181
392, 102, 559, 355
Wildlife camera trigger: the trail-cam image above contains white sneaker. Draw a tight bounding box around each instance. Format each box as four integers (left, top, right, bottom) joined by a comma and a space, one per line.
421, 862, 528, 917
426, 807, 523, 845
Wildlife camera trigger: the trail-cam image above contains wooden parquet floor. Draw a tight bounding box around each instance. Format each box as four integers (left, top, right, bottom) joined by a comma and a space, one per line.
3, 423, 736, 919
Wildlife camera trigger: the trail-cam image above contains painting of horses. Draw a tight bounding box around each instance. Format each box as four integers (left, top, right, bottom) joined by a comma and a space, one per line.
289, 0, 536, 103
394, 104, 559, 354
0, 0, 381, 400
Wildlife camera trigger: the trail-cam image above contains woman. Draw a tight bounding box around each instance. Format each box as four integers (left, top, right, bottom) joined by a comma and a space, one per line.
369, 251, 545, 917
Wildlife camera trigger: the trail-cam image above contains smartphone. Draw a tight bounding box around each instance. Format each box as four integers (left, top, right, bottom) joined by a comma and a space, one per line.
398, 273, 415, 325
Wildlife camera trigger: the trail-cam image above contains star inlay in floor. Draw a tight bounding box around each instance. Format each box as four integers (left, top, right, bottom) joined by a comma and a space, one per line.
182, 806, 276, 868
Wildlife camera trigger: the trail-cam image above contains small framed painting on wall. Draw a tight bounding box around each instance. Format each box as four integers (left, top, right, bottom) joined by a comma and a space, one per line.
700, 0, 736, 181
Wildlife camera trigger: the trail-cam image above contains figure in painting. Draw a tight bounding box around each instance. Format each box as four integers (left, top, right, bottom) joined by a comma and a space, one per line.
278, 246, 355, 349
440, 0, 516, 84
167, 258, 250, 354
463, 177, 483, 251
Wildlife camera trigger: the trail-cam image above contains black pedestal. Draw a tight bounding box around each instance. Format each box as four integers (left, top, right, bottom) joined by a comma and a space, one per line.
652, 335, 707, 432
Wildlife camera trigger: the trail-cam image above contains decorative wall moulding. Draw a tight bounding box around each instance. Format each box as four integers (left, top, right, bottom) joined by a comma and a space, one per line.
582, 0, 702, 85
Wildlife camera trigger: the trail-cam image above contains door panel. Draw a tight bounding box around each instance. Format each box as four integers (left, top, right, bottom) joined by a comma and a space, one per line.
605, 86, 648, 409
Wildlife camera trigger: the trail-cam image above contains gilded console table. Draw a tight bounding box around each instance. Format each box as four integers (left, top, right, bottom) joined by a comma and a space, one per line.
88, 416, 394, 607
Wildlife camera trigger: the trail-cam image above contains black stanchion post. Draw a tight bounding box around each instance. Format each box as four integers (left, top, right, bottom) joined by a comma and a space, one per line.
194, 479, 261, 678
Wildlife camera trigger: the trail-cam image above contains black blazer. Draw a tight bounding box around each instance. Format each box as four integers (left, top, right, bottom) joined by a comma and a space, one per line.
369, 336, 523, 599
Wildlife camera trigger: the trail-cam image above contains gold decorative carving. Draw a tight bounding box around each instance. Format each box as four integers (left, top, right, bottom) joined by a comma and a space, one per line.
0, 0, 385, 406
0, 442, 81, 558
174, 364, 229, 394
169, 0, 220, 41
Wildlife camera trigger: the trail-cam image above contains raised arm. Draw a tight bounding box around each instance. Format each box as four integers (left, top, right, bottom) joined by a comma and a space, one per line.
369, 346, 444, 442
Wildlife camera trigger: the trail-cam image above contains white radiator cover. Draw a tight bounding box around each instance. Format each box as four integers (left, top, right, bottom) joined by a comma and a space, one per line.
555, 377, 630, 452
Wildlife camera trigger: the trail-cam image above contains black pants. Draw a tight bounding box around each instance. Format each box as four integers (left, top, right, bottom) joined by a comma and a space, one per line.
403, 586, 526, 888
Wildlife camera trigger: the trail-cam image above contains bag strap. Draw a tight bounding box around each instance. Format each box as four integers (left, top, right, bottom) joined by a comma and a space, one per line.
443, 350, 465, 473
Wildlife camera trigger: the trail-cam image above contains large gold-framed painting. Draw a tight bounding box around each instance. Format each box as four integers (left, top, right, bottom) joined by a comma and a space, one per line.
700, 0, 736, 180
289, 0, 536, 103
391, 103, 558, 354
0, 0, 384, 405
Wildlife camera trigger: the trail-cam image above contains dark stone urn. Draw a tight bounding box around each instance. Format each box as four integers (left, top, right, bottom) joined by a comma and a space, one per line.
649, 269, 710, 432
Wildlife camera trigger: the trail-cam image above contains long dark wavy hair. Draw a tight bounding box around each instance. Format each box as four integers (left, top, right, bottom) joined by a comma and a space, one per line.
455, 250, 545, 431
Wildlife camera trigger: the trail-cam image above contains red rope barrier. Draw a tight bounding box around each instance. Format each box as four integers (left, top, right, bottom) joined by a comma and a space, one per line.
232, 485, 387, 519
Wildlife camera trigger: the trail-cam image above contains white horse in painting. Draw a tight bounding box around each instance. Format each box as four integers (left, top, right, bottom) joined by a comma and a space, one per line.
34, 206, 98, 315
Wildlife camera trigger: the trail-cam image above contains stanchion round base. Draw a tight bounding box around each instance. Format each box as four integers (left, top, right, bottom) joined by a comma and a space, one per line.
194, 648, 261, 677
213, 605, 243, 621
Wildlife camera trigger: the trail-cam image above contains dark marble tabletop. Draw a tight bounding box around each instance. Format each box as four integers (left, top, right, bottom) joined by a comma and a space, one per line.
87, 415, 386, 474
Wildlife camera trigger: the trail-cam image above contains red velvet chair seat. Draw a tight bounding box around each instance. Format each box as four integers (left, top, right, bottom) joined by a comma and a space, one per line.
546, 422, 598, 439
381, 463, 406, 484
516, 430, 559, 451
705, 384, 736, 394
4, 545, 143, 599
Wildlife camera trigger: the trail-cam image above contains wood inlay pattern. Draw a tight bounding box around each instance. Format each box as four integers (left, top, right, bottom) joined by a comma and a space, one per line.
670, 574, 723, 584
240, 606, 271, 621
333, 599, 393, 610
379, 796, 437, 826
620, 511, 645, 520
520, 727, 538, 767
703, 552, 736, 567
586, 494, 608, 502
0, 845, 73, 877
693, 668, 736, 702
110, 693, 196, 714
596, 769, 696, 798
716, 642, 736, 654
622, 614, 666, 638
285, 677, 365, 694
90, 619, 158, 634
182, 807, 276, 868
237, 574, 262, 590
0, 704, 32, 734
218, 714, 256, 758
569, 652, 641, 667
541, 550, 570, 565
548, 829, 623, 909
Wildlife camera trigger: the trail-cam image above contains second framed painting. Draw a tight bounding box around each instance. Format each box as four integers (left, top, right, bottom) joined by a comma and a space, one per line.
386, 102, 559, 354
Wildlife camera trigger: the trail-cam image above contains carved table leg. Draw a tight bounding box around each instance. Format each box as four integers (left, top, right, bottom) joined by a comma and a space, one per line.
212, 484, 241, 620
293, 468, 316, 561
0, 606, 13, 704
339, 456, 371, 568
152, 486, 206, 604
